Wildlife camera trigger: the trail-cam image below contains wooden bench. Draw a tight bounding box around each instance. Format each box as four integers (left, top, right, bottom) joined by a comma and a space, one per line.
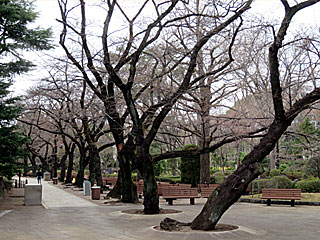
162, 186, 199, 205
157, 182, 173, 196
198, 184, 219, 198
135, 180, 144, 198
103, 177, 118, 187
261, 188, 302, 207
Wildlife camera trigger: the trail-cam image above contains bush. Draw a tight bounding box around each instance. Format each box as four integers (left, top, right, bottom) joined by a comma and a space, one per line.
271, 176, 294, 189
210, 175, 216, 184
305, 156, 320, 178
251, 175, 293, 193
269, 169, 281, 177
296, 178, 320, 193
279, 163, 288, 172
155, 176, 181, 183
282, 171, 304, 180
213, 172, 226, 184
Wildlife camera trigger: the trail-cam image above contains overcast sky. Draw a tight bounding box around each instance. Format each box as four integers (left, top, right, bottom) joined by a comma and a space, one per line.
11, 0, 320, 95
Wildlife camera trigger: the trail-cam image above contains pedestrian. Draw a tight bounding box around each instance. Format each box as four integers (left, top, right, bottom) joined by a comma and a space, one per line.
37, 169, 42, 184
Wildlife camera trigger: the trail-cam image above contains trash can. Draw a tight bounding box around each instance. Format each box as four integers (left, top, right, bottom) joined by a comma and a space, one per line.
83, 180, 91, 196
44, 172, 50, 181
91, 186, 101, 200
52, 177, 58, 184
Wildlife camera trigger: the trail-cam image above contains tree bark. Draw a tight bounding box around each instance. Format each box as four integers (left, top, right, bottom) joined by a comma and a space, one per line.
117, 146, 138, 203
138, 147, 160, 214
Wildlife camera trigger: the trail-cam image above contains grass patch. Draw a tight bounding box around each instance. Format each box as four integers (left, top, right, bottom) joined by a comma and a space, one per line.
242, 193, 320, 202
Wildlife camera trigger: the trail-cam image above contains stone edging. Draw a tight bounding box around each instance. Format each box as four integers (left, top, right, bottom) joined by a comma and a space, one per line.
239, 198, 320, 206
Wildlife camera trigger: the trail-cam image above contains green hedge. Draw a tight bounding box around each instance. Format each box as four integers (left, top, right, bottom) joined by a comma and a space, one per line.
251, 175, 293, 192
155, 176, 181, 183
296, 178, 320, 193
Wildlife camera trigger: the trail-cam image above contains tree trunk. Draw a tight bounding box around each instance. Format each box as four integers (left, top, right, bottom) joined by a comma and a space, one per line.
107, 173, 122, 198
59, 154, 68, 182
88, 145, 103, 187
75, 153, 85, 188
200, 153, 210, 184
190, 120, 291, 230
28, 154, 37, 177
23, 150, 28, 176
65, 143, 75, 184
117, 147, 138, 203
138, 148, 159, 214
269, 147, 277, 170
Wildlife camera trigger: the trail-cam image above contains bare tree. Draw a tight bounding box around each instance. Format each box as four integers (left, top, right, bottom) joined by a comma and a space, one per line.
57, 0, 253, 213
189, 0, 320, 230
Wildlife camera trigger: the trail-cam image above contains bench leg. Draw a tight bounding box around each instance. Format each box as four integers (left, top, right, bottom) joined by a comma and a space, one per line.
167, 199, 173, 205
267, 199, 271, 206
190, 198, 195, 205
291, 200, 295, 207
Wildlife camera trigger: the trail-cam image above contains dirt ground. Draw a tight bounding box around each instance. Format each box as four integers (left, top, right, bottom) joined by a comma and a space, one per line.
0, 188, 42, 211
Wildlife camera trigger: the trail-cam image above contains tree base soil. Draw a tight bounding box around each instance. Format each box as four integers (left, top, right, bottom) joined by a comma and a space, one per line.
157, 217, 238, 232
121, 208, 182, 214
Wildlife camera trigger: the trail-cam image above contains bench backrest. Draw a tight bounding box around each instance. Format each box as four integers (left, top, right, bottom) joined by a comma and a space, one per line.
199, 184, 219, 197
162, 186, 198, 197
103, 177, 118, 186
262, 188, 301, 199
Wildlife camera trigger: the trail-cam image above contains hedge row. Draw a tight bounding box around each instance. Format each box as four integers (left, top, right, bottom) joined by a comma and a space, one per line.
251, 176, 320, 193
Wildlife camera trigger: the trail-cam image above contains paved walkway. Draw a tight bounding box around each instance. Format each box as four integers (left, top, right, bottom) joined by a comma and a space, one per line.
1, 178, 320, 239
26, 177, 97, 208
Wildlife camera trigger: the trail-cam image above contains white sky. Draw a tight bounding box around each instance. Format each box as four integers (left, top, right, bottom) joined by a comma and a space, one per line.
10, 0, 320, 95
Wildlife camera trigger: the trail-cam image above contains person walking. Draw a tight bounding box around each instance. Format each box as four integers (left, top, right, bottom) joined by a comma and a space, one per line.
37, 169, 42, 184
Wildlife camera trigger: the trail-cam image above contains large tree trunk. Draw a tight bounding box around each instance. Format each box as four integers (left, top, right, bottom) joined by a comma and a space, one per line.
107, 172, 122, 198
117, 146, 138, 203
138, 147, 159, 214
190, 119, 291, 230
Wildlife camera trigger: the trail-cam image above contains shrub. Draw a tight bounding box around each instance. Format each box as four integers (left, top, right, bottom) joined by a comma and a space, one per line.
269, 169, 281, 177
210, 175, 216, 184
279, 163, 288, 172
213, 172, 225, 184
155, 176, 181, 183
305, 156, 320, 178
271, 176, 293, 189
251, 175, 293, 193
296, 178, 320, 193
282, 171, 304, 180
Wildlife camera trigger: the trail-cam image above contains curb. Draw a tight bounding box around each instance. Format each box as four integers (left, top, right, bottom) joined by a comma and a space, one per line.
239, 198, 320, 206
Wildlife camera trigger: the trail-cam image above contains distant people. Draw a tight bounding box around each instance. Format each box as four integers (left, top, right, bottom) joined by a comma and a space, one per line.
37, 170, 42, 184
